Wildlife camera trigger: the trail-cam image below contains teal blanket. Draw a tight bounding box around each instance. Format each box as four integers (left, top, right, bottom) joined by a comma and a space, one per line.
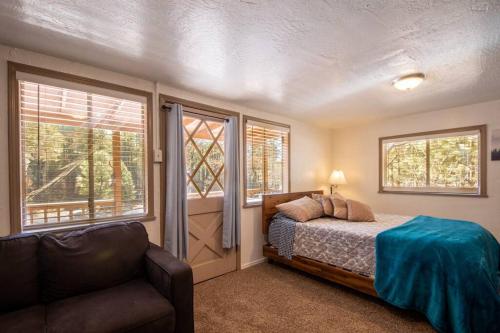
375, 215, 500, 333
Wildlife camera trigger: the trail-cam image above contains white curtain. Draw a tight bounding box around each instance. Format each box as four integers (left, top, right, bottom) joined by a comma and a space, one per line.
164, 103, 189, 260
222, 116, 241, 249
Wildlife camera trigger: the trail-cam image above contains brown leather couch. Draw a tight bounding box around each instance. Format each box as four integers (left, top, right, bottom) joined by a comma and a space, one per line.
0, 222, 194, 333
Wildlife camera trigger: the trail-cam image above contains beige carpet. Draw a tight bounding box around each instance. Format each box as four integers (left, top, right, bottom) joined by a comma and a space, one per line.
194, 262, 434, 333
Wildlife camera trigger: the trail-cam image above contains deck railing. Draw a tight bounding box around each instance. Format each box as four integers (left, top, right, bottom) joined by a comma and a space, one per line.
25, 199, 116, 226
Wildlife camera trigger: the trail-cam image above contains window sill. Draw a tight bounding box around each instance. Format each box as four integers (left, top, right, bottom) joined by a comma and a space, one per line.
378, 190, 488, 198
243, 202, 262, 209
22, 215, 156, 235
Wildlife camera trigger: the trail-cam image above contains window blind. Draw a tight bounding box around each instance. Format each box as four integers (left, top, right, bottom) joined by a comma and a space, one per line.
19, 79, 147, 227
381, 129, 482, 195
245, 119, 289, 204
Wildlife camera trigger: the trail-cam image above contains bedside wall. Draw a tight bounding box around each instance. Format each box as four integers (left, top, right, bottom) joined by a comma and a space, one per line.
331, 100, 500, 238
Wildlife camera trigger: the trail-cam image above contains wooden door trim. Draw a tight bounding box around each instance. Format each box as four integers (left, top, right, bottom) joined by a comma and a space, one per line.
159, 94, 240, 118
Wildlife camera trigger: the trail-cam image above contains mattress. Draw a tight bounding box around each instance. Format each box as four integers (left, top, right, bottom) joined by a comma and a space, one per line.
270, 214, 412, 277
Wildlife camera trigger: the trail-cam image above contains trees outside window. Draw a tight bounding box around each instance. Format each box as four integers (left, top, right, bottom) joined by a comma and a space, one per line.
243, 116, 290, 206
9, 63, 153, 233
380, 126, 486, 196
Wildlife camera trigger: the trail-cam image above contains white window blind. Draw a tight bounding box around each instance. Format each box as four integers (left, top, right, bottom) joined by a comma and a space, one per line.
245, 119, 289, 204
381, 128, 482, 195
19, 79, 148, 228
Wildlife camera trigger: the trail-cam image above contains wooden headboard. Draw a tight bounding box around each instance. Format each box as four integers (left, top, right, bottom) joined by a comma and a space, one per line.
261, 190, 323, 234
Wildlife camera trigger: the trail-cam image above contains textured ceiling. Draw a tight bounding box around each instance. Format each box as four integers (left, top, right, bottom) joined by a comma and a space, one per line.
1, 0, 500, 128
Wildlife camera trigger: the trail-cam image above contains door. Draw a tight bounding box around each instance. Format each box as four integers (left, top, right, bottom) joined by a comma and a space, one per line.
181, 111, 237, 283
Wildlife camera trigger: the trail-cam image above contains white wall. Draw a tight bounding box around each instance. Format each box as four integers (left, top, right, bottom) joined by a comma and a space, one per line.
0, 44, 332, 267
331, 100, 500, 238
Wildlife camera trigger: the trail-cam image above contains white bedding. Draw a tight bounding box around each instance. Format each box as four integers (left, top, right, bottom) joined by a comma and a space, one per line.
292, 214, 413, 277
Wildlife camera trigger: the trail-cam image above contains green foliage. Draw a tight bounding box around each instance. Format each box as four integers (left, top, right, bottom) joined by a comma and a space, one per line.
185, 138, 223, 196
384, 135, 479, 189
246, 134, 287, 201
23, 122, 144, 214
429, 136, 478, 188
25, 123, 88, 203
385, 140, 427, 187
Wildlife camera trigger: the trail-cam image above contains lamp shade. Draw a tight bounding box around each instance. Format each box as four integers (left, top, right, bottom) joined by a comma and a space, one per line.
329, 170, 347, 185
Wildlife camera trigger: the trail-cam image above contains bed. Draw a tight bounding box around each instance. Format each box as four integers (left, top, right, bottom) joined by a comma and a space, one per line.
261, 190, 384, 297
269, 212, 412, 277
262, 191, 500, 332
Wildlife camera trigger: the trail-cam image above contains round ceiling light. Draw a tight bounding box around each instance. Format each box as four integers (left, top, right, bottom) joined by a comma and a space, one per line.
392, 73, 425, 91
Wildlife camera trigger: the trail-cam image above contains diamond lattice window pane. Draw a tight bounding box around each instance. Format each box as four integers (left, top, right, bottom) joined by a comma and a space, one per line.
206, 144, 224, 175
207, 182, 223, 197
185, 140, 201, 176
217, 131, 224, 151
206, 120, 224, 139
187, 181, 201, 199
218, 166, 224, 188
192, 122, 213, 156
183, 116, 201, 135
192, 163, 214, 197
183, 116, 226, 198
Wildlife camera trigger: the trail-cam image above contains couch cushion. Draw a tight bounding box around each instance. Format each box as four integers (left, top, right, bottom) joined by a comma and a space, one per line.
46, 279, 175, 333
40, 222, 149, 302
0, 305, 45, 333
0, 234, 39, 312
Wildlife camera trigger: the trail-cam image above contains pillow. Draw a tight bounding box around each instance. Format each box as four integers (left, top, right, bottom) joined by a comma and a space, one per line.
311, 193, 334, 217
331, 192, 348, 220
276, 196, 324, 222
347, 199, 375, 222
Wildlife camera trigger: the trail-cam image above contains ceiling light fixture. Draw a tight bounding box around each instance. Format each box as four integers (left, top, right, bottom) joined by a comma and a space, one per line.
392, 73, 425, 91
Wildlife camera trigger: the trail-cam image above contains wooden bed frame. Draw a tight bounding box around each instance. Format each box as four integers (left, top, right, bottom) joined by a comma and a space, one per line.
262, 191, 378, 297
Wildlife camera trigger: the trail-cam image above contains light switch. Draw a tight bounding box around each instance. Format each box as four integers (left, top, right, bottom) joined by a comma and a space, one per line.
154, 149, 163, 163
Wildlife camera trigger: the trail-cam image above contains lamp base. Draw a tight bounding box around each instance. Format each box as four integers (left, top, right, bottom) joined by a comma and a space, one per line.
330, 185, 338, 195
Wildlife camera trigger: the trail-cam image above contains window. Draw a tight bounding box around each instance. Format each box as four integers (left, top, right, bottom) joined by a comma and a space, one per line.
379, 125, 487, 196
8, 62, 153, 233
244, 116, 290, 206
183, 112, 225, 199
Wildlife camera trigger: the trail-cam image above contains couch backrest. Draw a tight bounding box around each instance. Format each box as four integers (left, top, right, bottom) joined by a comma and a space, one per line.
39, 222, 149, 303
0, 234, 40, 312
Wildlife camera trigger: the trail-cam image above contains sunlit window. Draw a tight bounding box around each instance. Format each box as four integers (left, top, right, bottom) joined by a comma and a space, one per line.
183, 114, 225, 199
380, 126, 486, 196
244, 117, 290, 205
13, 69, 152, 231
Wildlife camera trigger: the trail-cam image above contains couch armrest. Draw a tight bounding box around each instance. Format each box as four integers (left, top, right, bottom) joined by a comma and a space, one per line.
145, 243, 194, 333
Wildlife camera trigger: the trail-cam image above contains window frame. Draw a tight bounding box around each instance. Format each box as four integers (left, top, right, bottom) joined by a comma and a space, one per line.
243, 115, 291, 208
378, 125, 487, 197
8, 61, 155, 234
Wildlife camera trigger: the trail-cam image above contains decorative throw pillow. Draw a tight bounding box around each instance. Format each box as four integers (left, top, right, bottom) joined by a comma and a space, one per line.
346, 199, 375, 222
312, 193, 334, 217
276, 196, 324, 222
331, 192, 348, 220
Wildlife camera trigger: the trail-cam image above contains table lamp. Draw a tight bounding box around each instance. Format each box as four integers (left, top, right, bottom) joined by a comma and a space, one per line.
329, 170, 347, 194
